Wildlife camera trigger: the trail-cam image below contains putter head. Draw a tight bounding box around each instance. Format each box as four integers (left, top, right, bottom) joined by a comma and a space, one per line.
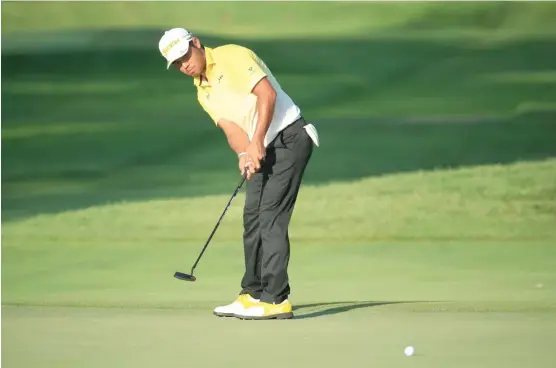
174, 271, 196, 282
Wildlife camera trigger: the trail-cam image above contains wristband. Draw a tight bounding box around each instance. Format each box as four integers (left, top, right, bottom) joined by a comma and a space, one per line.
238, 152, 248, 158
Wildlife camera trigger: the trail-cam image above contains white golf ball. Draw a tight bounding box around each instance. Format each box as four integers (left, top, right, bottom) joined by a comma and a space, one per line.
404, 346, 415, 356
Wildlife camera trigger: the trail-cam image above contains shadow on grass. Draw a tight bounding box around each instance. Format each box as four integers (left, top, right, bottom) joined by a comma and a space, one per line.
2, 29, 556, 221
292, 300, 417, 319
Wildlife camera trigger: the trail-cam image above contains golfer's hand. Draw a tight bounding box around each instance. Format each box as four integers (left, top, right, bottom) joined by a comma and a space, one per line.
246, 138, 265, 171
239, 154, 256, 180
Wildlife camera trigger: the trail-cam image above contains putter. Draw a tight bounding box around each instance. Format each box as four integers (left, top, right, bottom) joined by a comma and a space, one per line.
174, 171, 248, 282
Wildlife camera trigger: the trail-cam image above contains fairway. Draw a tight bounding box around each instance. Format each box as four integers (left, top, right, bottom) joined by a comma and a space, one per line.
2, 2, 556, 368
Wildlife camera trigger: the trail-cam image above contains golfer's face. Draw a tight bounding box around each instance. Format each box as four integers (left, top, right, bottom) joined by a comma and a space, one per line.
173, 43, 204, 77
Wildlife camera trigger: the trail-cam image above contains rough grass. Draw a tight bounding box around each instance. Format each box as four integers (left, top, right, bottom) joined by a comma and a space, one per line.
2, 2, 556, 37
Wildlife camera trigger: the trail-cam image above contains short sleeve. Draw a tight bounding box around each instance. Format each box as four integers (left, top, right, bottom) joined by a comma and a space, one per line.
224, 46, 268, 94
198, 94, 220, 125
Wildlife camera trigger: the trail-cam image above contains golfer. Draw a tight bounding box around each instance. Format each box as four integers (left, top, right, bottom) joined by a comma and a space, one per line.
158, 28, 319, 320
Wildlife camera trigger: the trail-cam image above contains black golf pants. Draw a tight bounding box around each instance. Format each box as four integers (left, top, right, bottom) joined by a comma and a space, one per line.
240, 117, 314, 304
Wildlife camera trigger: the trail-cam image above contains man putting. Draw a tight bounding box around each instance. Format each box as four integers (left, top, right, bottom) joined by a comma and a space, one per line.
158, 28, 319, 320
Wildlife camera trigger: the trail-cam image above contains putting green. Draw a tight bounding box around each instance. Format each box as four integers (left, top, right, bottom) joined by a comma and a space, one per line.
3, 303, 555, 368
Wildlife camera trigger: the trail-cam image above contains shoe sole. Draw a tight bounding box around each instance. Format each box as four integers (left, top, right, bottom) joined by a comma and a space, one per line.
213, 311, 236, 318
235, 312, 294, 320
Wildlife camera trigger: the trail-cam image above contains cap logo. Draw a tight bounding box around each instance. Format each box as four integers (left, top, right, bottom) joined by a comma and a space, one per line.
162, 38, 181, 57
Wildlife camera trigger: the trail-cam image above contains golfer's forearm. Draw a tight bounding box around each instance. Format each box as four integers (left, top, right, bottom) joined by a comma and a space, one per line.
253, 93, 276, 141
227, 131, 250, 155
218, 119, 250, 155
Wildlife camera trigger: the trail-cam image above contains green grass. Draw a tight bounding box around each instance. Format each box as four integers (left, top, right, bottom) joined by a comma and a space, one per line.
3, 1, 556, 40
4, 303, 554, 368
2, 236, 556, 367
2, 2, 556, 367
4, 1, 555, 39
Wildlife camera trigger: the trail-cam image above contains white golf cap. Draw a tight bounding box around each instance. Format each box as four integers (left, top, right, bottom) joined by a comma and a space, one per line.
158, 28, 194, 69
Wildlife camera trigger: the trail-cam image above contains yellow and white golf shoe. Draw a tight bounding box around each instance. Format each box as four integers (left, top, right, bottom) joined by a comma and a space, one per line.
213, 294, 260, 317
234, 299, 294, 320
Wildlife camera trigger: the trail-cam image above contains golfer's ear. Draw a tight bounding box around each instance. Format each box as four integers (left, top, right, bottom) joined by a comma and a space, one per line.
191, 37, 202, 48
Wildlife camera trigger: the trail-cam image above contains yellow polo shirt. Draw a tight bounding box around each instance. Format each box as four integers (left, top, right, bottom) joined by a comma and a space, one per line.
194, 44, 301, 147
